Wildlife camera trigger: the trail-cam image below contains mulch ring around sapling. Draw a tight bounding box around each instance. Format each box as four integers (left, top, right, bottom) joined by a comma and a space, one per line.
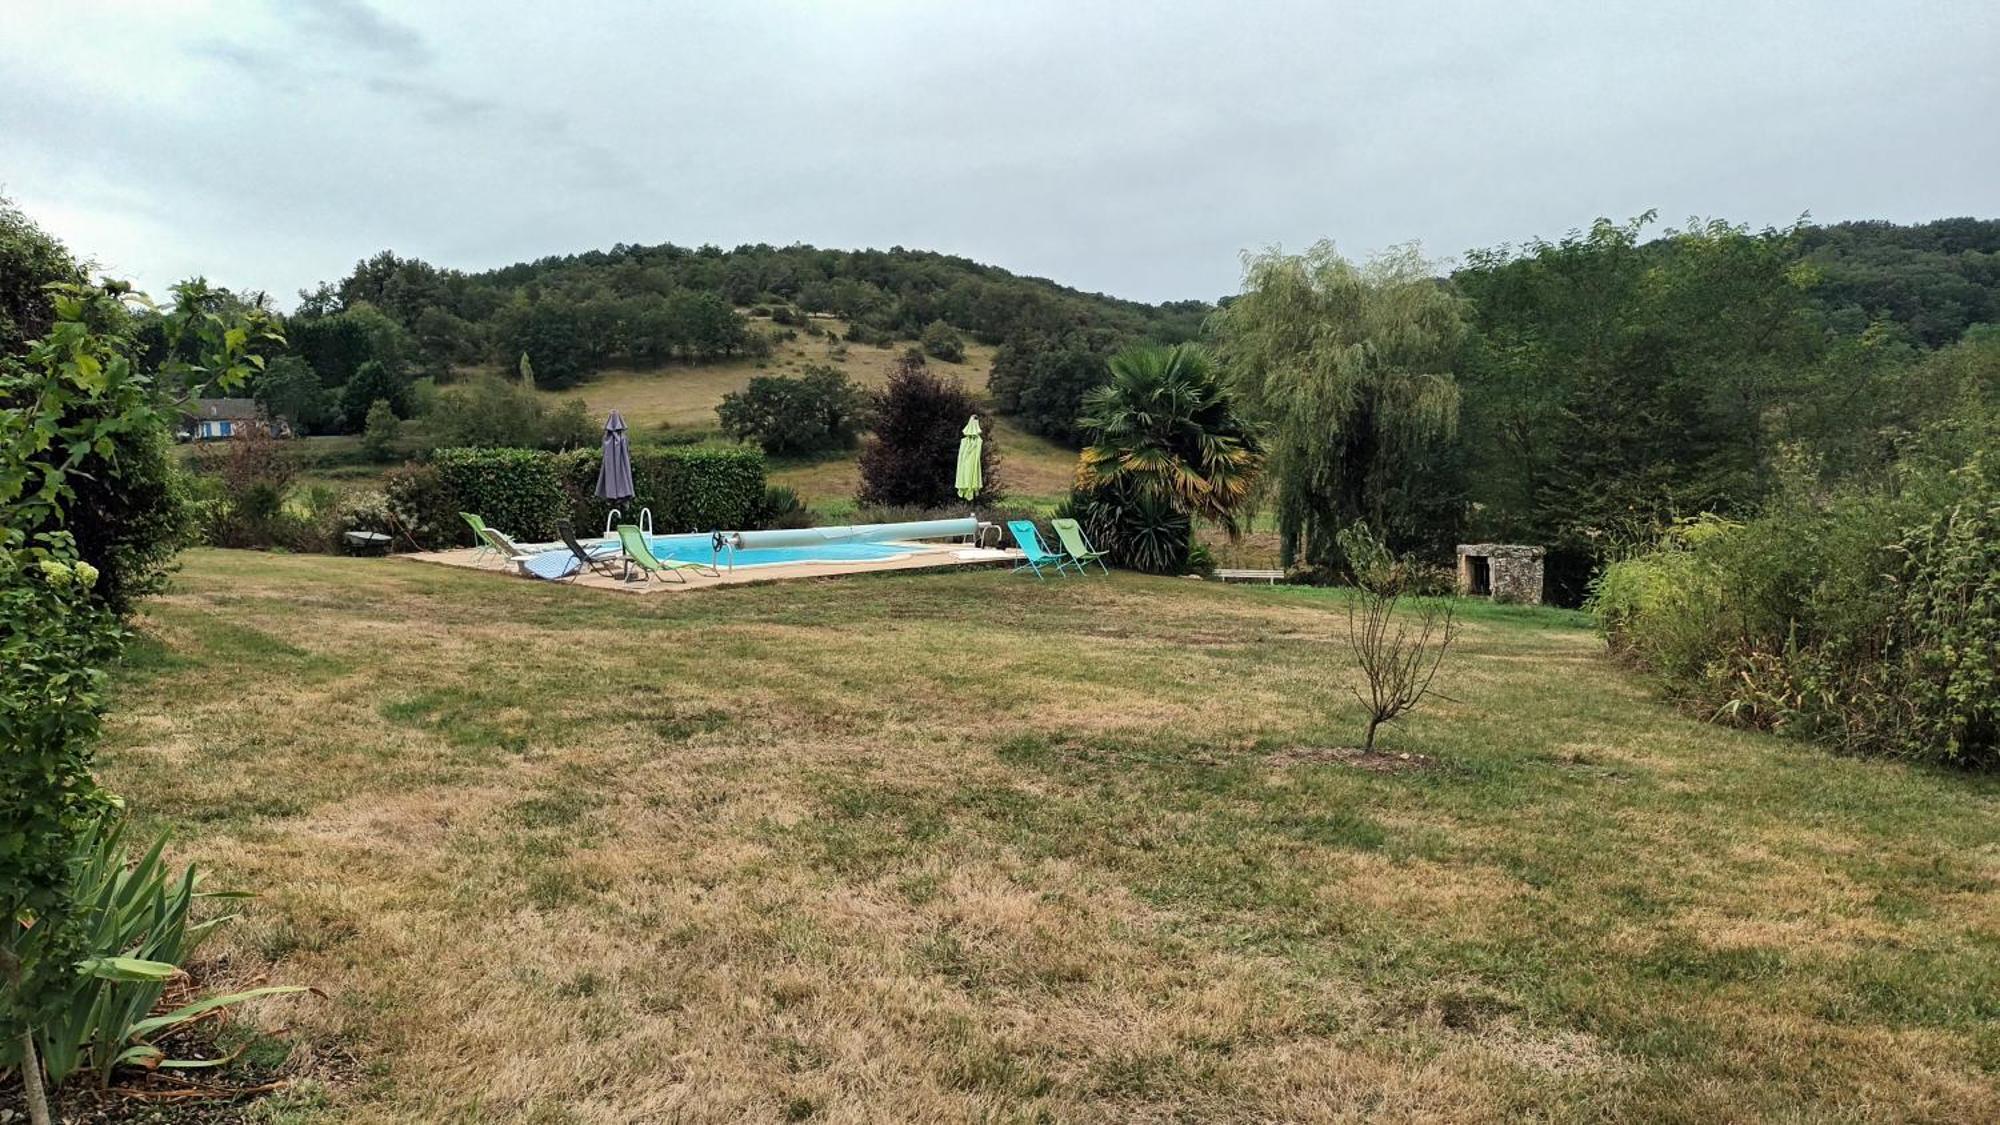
1266, 746, 1440, 772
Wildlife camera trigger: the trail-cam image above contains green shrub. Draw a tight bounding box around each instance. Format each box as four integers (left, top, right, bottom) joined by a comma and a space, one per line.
753, 485, 815, 530
62, 426, 197, 616
1591, 458, 1999, 766
716, 365, 870, 455
920, 319, 965, 363
361, 398, 400, 457
1065, 484, 1191, 575
0, 816, 304, 1090
432, 447, 567, 543
383, 463, 456, 549
556, 445, 767, 534
423, 373, 594, 451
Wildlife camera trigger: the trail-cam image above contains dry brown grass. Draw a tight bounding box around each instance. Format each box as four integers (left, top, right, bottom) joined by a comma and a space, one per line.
97, 552, 2000, 1122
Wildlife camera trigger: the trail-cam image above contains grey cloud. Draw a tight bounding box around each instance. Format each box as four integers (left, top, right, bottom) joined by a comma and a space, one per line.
291, 0, 432, 66
1, 0, 1993, 306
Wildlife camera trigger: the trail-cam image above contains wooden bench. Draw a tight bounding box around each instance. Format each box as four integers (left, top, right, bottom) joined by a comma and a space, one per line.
1215, 568, 1284, 584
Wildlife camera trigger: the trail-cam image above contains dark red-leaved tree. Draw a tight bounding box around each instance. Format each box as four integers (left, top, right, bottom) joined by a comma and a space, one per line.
856, 350, 1000, 508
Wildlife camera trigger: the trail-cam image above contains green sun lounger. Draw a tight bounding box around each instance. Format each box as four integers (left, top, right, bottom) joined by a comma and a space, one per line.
1006, 520, 1074, 578
616, 524, 712, 584
1049, 518, 1110, 574
461, 512, 495, 561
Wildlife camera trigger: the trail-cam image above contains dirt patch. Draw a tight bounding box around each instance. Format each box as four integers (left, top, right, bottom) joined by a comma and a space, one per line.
1267, 746, 1439, 772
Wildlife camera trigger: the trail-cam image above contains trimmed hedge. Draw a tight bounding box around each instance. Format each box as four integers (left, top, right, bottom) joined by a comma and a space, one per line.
557, 445, 767, 534
407, 445, 768, 548
432, 447, 567, 543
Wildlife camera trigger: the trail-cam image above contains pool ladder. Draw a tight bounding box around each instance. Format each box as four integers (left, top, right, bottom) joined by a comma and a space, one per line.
602, 507, 652, 539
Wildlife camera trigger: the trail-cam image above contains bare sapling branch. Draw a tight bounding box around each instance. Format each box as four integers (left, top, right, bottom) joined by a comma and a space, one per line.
1336, 523, 1461, 752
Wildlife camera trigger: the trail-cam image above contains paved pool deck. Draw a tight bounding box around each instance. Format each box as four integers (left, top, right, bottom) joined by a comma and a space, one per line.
400, 540, 1023, 593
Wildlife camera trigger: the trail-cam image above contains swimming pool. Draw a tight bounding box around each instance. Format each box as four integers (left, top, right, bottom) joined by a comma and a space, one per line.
639, 534, 913, 568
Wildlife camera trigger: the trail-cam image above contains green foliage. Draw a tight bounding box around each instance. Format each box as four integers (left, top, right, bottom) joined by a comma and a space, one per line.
1800, 218, 2000, 347
189, 426, 326, 551
423, 373, 594, 451
0, 194, 86, 355
361, 398, 400, 457
1062, 341, 1261, 576
1, 816, 305, 1089
395, 444, 767, 548
1454, 215, 1818, 599
286, 303, 412, 392
0, 541, 119, 1043
382, 463, 456, 549
61, 426, 196, 616
556, 445, 768, 535
1216, 242, 1465, 574
295, 240, 1208, 392
753, 485, 815, 530
987, 328, 1117, 446
252, 355, 332, 434
716, 365, 870, 455
338, 359, 408, 431
1074, 343, 1261, 569
1066, 483, 1192, 575
920, 319, 965, 362
856, 352, 999, 508
1592, 454, 1999, 766
431, 447, 569, 543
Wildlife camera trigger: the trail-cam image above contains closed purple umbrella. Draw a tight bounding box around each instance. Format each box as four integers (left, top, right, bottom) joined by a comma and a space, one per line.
594, 410, 634, 502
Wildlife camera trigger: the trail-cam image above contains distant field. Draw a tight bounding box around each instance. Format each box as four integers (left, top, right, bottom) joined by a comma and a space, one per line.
534, 320, 1080, 508
539, 320, 995, 436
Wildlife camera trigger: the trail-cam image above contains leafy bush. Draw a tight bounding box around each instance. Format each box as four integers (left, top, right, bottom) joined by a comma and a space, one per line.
252, 355, 332, 435
361, 398, 400, 457
188, 428, 330, 551
716, 365, 870, 455
752, 485, 816, 530
0, 542, 119, 1072
337, 359, 407, 431
988, 330, 1115, 445
1065, 484, 1191, 575
432, 446, 567, 542
0, 816, 304, 1090
844, 320, 896, 348
857, 352, 999, 508
62, 425, 197, 617
423, 373, 595, 451
383, 463, 457, 549
556, 445, 768, 534
1592, 454, 1999, 766
921, 319, 965, 363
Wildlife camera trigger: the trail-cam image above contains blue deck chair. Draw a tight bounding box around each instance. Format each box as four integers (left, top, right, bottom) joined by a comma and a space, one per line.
1006, 520, 1074, 578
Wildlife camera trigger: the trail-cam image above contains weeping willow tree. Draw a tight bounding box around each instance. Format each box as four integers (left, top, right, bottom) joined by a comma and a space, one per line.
1214, 242, 1468, 573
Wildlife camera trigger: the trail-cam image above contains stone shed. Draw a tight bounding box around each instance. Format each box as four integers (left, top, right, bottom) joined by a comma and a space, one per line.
1456, 544, 1546, 605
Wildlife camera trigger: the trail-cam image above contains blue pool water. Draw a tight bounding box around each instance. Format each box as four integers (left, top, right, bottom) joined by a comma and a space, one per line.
637, 534, 912, 568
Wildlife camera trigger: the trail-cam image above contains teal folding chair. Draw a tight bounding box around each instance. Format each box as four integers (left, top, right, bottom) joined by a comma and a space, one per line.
1006, 520, 1074, 578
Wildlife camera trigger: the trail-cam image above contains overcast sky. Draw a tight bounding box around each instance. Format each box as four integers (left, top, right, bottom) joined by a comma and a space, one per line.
3, 1, 1995, 308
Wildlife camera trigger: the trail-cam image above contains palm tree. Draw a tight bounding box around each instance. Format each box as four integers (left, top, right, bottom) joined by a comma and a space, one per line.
1075, 343, 1264, 535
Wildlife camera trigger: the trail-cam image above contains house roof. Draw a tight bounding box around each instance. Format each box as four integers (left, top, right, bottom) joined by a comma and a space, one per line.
188, 398, 262, 421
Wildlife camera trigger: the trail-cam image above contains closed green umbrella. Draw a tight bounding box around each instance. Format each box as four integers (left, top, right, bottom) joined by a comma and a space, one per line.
955, 415, 983, 502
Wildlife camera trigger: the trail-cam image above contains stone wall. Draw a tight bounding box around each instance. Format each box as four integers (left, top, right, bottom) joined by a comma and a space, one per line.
1455, 544, 1546, 605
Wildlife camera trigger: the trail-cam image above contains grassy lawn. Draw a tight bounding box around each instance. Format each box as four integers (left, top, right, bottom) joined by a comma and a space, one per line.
102, 551, 1997, 1122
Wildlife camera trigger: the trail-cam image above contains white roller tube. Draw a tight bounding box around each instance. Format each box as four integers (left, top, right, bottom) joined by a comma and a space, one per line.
729, 517, 977, 550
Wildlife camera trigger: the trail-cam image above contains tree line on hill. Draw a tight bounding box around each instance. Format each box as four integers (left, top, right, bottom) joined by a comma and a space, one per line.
990, 213, 1999, 603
